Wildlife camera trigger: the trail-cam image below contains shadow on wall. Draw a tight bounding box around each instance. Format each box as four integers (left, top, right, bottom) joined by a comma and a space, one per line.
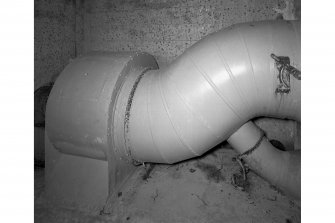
34, 0, 302, 167
34, 82, 54, 167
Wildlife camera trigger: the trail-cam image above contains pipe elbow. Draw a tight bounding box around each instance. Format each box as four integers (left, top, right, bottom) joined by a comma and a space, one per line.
228, 121, 300, 199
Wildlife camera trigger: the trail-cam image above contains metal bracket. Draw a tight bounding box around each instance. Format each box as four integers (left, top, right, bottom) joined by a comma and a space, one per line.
271, 53, 301, 94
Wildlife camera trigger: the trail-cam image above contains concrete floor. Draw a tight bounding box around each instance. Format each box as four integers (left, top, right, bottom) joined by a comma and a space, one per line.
35, 143, 300, 223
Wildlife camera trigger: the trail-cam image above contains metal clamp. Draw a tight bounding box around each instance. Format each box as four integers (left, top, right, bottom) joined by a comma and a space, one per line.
271, 53, 301, 94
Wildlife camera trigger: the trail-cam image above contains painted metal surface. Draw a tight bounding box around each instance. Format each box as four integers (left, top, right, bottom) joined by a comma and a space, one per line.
45, 51, 159, 210
46, 51, 158, 161
128, 20, 300, 164
45, 20, 300, 203
47, 20, 300, 165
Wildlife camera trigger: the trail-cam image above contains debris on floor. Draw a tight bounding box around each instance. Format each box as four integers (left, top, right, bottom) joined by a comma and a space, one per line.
35, 142, 300, 223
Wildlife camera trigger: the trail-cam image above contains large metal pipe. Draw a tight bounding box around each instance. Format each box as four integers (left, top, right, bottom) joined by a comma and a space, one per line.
127, 20, 300, 164
46, 20, 300, 198
46, 52, 159, 161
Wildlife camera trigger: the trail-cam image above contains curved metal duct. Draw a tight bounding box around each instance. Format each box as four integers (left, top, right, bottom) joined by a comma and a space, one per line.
127, 20, 300, 164
46, 20, 300, 199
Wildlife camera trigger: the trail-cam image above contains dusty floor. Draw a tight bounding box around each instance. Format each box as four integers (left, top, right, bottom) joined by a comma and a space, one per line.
35, 143, 300, 223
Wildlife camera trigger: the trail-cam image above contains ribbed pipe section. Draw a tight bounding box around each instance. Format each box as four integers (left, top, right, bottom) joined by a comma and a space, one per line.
127, 20, 300, 164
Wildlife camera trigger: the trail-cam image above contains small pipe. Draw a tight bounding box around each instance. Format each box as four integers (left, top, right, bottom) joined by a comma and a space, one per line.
227, 121, 300, 198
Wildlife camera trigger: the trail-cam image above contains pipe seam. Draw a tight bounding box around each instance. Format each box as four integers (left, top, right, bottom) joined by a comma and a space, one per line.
167, 70, 221, 141
213, 39, 253, 117
158, 71, 200, 158
124, 67, 155, 161
188, 56, 243, 122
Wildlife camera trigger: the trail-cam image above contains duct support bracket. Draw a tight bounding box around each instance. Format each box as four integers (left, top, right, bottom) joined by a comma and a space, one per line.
45, 52, 159, 213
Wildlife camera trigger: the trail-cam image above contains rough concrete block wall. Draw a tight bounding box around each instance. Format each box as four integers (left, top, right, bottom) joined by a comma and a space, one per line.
34, 0, 78, 165
34, 0, 76, 90
81, 0, 299, 67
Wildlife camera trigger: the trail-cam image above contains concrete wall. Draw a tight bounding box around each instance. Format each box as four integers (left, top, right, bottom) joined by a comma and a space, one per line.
34, 0, 77, 90
81, 0, 300, 67
35, 0, 300, 85
34, 0, 77, 164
